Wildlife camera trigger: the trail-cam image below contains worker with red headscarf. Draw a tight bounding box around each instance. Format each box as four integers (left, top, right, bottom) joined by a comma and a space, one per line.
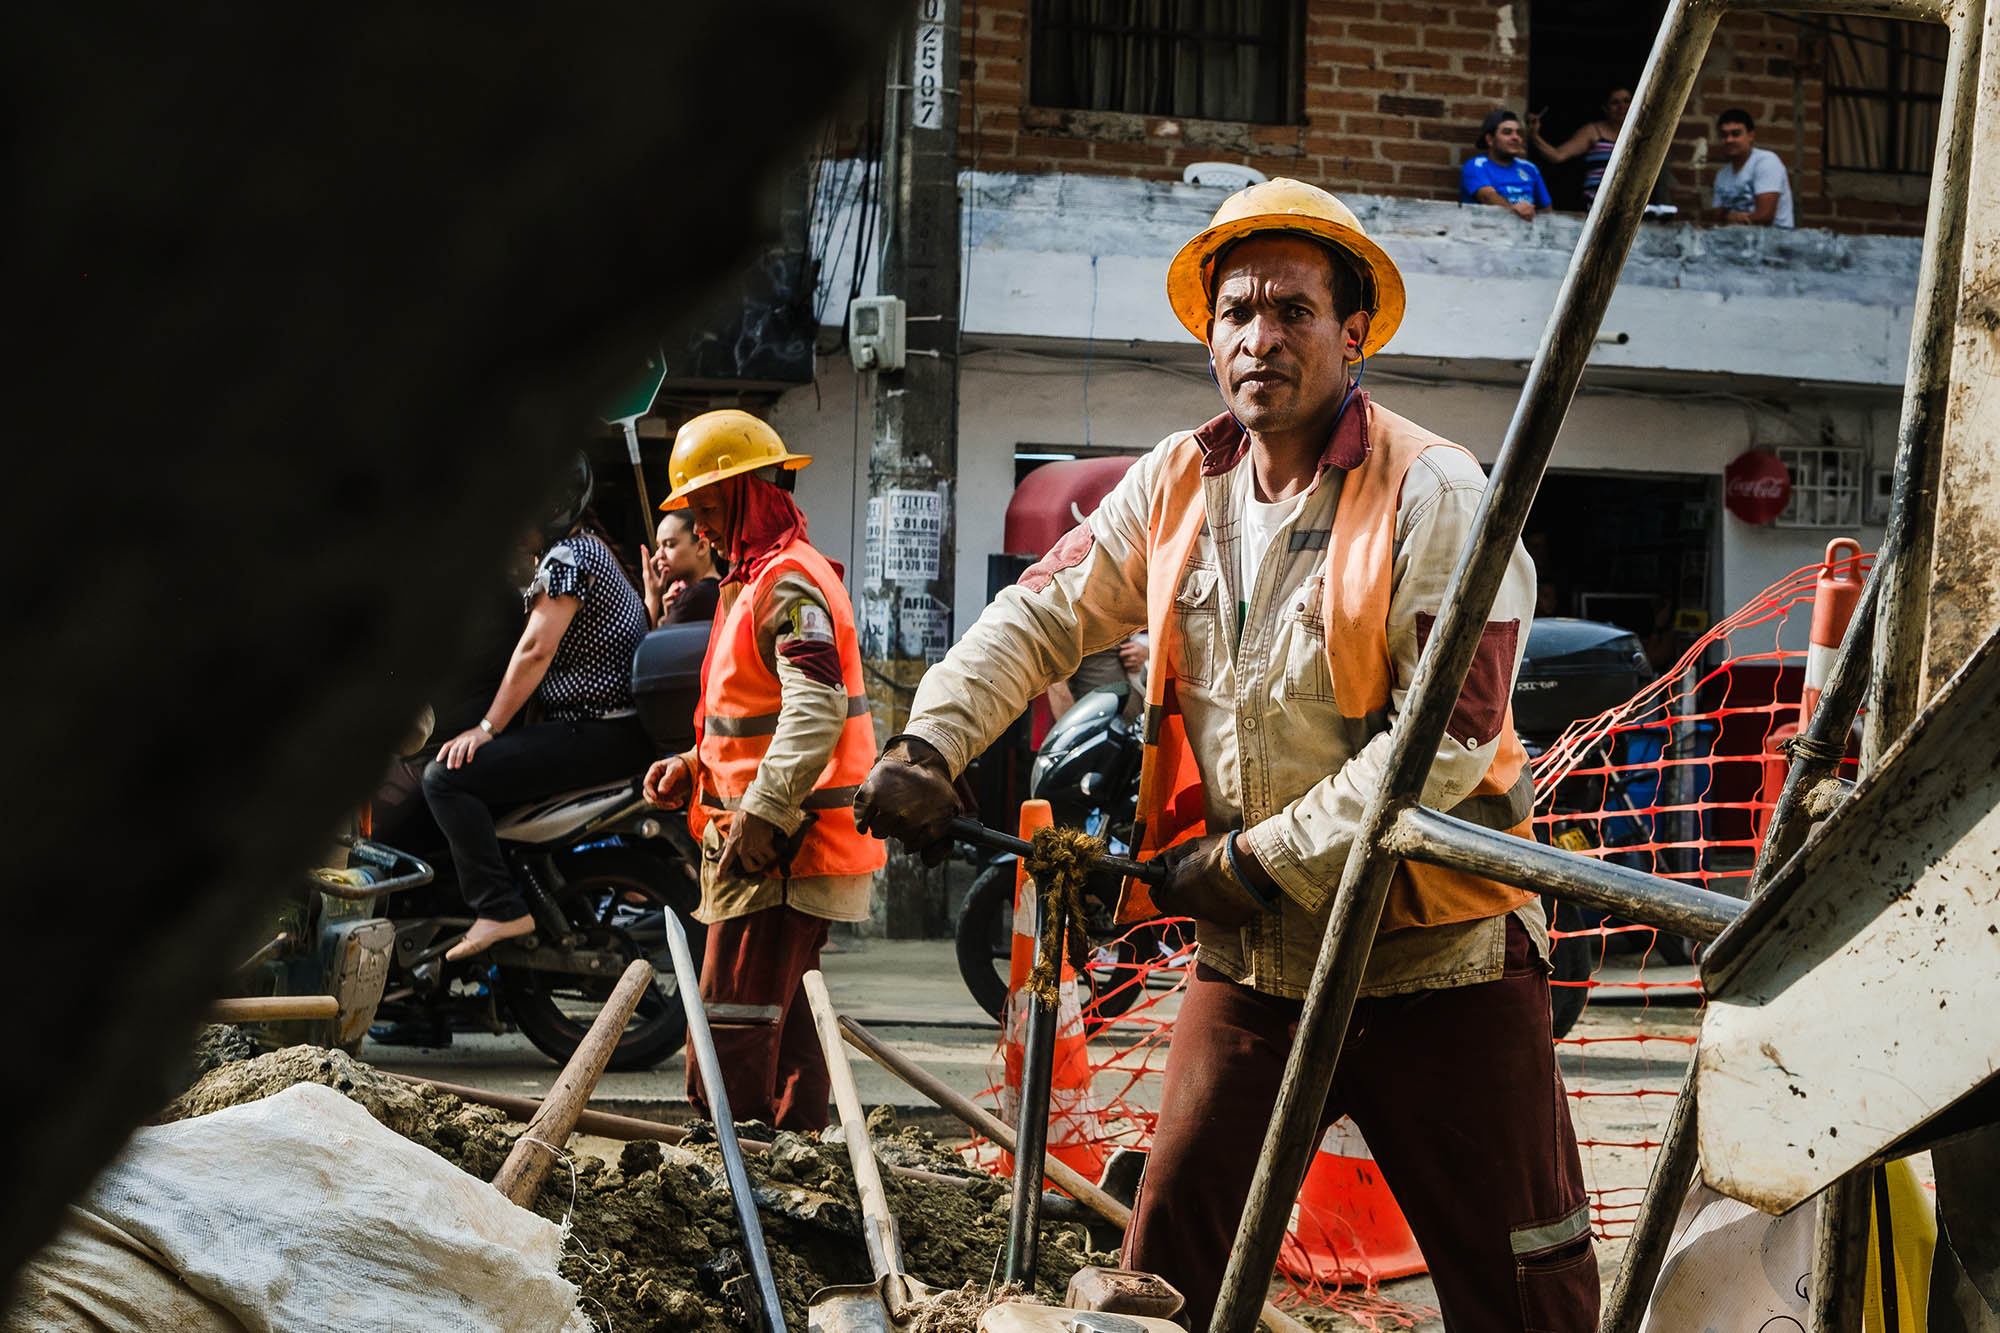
640, 409, 884, 1131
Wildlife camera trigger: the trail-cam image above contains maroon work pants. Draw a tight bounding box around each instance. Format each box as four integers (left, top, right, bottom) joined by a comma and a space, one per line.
1124, 919, 1598, 1331
686, 904, 832, 1133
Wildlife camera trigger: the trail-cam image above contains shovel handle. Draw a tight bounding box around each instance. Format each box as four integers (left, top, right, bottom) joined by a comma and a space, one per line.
948, 817, 1165, 886
802, 969, 904, 1283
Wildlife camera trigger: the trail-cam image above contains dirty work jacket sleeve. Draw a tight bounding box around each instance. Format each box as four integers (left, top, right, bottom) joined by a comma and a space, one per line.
1242, 448, 1536, 910
738, 572, 851, 836
903, 441, 1163, 777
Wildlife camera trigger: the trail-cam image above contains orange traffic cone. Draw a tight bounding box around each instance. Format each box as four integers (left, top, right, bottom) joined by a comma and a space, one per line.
999, 800, 1106, 1182
1278, 1118, 1427, 1286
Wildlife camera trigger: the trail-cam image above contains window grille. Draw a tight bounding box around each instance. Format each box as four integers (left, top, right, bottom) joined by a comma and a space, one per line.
1822, 16, 1948, 175
1775, 445, 1865, 528
1028, 0, 1304, 126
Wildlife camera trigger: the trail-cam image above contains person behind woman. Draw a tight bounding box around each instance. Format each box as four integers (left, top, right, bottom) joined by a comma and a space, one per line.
1528, 87, 1632, 207
421, 453, 655, 960
641, 508, 728, 627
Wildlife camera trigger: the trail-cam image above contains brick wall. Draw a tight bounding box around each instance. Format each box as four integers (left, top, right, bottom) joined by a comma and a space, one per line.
1667, 11, 1927, 235
954, 0, 1930, 237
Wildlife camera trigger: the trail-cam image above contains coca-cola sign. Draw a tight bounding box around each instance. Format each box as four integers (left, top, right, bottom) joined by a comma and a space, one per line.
1725, 450, 1792, 525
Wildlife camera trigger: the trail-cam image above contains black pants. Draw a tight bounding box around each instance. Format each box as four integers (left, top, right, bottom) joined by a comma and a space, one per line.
421, 715, 654, 918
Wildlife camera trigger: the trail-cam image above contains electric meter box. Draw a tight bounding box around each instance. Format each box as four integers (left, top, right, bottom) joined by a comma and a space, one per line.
846, 295, 906, 372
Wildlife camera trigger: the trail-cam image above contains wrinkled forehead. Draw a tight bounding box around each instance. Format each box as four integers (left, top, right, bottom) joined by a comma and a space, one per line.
1210, 233, 1342, 303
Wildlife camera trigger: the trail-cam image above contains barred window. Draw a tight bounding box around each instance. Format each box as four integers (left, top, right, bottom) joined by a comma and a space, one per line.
1029, 0, 1304, 126
1823, 17, 1948, 175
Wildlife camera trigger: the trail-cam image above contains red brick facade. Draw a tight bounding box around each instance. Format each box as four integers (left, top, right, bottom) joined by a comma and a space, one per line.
957, 2, 1930, 237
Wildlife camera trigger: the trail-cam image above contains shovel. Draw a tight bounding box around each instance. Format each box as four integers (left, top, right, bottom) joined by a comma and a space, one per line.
662, 911, 787, 1333
803, 968, 946, 1333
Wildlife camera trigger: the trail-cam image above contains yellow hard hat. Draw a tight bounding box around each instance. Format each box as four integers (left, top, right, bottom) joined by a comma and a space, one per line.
659, 409, 812, 509
1164, 178, 1405, 358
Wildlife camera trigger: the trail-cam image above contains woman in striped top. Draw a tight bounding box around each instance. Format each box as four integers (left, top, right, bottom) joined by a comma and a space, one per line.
1529, 87, 1632, 207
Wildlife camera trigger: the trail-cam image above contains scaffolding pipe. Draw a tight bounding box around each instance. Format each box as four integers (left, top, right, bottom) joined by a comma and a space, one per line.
1603, 6, 1982, 1326
1205, 4, 1729, 1328
1380, 807, 1743, 943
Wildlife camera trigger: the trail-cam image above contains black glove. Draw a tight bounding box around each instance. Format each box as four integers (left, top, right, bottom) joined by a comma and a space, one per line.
852, 736, 960, 864
1152, 832, 1279, 929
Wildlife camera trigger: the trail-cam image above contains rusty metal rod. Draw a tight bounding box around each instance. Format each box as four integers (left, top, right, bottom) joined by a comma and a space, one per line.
1208, 5, 1725, 1326
1381, 806, 1744, 943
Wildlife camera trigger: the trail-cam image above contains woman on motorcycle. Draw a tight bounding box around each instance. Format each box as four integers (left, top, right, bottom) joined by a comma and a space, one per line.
642, 508, 727, 627
422, 454, 655, 960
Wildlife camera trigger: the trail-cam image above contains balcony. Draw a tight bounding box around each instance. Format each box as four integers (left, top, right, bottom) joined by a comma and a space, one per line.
822, 169, 1927, 388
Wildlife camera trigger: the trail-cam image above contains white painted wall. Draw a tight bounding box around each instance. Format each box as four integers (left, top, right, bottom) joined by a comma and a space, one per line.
812, 168, 1925, 387
773, 350, 1896, 654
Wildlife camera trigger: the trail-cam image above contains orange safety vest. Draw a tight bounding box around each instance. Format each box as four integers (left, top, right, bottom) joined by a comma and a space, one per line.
688, 538, 886, 881
1124, 405, 1536, 932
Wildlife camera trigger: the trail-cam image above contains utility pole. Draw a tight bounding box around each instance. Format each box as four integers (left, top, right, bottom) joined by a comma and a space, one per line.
861, 0, 961, 937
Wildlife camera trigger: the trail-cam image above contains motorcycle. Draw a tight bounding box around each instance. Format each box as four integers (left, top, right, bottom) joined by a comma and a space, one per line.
954, 687, 1192, 1028
246, 620, 714, 1071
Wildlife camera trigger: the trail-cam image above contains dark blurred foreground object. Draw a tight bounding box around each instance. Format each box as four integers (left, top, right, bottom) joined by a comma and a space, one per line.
4, 0, 901, 1295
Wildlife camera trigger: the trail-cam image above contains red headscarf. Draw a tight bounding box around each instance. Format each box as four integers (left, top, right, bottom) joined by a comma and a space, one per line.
704, 474, 810, 586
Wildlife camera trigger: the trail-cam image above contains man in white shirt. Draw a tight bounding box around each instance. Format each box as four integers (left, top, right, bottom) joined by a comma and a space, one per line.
1709, 108, 1795, 228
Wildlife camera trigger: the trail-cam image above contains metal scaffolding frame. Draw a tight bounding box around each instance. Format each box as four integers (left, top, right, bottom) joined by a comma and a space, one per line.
1204, 1, 1984, 1329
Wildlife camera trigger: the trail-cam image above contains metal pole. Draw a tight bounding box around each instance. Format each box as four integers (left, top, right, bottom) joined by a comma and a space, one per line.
1810, 7, 1984, 1321
1206, 5, 1724, 1329
1609, 12, 1981, 1322
1867, 0, 1983, 761
1003, 889, 1060, 1286
1381, 807, 1742, 942
664, 913, 786, 1333
622, 418, 658, 553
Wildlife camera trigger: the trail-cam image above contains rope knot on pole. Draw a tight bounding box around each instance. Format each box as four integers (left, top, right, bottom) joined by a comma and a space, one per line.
1026, 825, 1100, 1009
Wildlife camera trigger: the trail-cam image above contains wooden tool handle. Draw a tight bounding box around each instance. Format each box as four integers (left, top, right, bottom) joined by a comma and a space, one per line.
838, 1016, 1315, 1333
205, 995, 339, 1023
492, 957, 654, 1208
802, 969, 903, 1282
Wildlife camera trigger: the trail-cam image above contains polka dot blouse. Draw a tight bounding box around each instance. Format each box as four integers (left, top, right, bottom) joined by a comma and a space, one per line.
526, 533, 648, 723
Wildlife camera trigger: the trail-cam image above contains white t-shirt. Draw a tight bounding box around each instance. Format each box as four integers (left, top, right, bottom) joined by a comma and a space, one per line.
1712, 147, 1795, 228
1239, 482, 1306, 626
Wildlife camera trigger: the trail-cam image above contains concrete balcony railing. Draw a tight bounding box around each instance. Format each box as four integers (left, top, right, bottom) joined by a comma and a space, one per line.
820, 167, 1927, 387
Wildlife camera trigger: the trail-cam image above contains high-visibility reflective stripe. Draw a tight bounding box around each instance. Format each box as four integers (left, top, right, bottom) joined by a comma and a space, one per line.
700, 785, 861, 813
704, 694, 870, 738
1509, 1201, 1591, 1257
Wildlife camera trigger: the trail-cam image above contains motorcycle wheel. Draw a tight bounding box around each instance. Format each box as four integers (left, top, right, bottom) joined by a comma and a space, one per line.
1545, 895, 1592, 1041
954, 860, 1148, 1030
495, 845, 704, 1071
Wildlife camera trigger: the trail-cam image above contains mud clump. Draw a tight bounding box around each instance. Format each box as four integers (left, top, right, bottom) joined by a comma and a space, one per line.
188, 1024, 258, 1078
163, 1047, 1113, 1332
161, 1045, 523, 1180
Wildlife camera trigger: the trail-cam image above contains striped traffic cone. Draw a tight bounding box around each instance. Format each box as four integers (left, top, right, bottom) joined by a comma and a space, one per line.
1279, 1117, 1427, 1286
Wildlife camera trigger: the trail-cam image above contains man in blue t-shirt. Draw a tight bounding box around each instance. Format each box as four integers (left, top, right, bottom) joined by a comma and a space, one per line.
1461, 109, 1551, 220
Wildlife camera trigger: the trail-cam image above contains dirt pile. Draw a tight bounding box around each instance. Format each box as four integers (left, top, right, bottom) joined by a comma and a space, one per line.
165, 1047, 1113, 1331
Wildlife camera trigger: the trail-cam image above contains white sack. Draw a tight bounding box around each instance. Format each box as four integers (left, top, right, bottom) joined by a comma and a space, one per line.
44, 1082, 589, 1332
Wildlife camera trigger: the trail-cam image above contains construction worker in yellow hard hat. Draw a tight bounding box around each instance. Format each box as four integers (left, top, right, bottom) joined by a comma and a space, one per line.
854, 180, 1592, 1327
641, 409, 883, 1132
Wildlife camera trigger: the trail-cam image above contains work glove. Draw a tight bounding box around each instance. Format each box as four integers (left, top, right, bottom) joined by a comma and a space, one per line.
1152, 831, 1279, 930
852, 736, 960, 864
